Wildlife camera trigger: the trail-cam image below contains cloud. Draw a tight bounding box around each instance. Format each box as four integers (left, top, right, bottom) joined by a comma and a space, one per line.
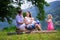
45, 0, 56, 3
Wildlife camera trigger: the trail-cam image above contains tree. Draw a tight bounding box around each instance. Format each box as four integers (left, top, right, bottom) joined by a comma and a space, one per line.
0, 0, 49, 23
0, 0, 20, 23
0, 0, 10, 21
28, 0, 49, 20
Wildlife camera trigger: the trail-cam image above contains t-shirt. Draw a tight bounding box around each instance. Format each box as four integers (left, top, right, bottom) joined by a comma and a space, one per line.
16, 14, 24, 27
25, 17, 31, 23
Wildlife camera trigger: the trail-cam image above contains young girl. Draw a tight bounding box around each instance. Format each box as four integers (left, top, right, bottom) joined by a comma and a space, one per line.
47, 14, 54, 30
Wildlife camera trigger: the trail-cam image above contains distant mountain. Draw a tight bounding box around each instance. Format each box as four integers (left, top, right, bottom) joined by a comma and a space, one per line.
45, 1, 60, 12
47, 1, 60, 20
45, 1, 60, 27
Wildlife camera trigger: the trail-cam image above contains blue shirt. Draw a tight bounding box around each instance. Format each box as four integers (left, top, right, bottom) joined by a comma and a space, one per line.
16, 14, 24, 27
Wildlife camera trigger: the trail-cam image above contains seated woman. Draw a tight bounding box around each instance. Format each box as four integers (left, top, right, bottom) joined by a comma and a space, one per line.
24, 11, 42, 31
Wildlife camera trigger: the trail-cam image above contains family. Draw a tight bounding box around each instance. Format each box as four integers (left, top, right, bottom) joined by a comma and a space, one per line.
16, 10, 54, 33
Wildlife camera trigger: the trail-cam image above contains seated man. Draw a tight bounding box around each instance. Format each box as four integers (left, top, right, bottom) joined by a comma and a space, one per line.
16, 10, 26, 33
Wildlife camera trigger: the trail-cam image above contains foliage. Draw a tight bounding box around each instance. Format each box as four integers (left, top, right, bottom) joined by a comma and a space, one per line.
23, 12, 26, 17
0, 0, 10, 21
0, 0, 49, 23
0, 0, 20, 23
7, 6, 20, 24
3, 26, 16, 32
8, 6, 20, 19
28, 0, 49, 20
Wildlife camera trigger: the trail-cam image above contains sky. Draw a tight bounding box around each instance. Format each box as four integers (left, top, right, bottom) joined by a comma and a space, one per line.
45, 0, 56, 3
45, 0, 60, 3
21, 0, 58, 9
11, 0, 59, 9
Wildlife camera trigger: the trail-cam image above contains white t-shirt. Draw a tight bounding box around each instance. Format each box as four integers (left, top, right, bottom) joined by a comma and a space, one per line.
25, 17, 36, 28
25, 17, 31, 23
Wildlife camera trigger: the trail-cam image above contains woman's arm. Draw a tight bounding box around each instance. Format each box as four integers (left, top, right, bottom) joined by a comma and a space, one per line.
31, 17, 36, 23
24, 18, 30, 24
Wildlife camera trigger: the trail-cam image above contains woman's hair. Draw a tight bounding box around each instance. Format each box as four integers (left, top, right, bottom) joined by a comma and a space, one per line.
18, 10, 22, 14
27, 11, 32, 18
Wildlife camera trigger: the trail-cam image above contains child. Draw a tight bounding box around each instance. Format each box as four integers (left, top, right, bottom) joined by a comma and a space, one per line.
47, 14, 54, 30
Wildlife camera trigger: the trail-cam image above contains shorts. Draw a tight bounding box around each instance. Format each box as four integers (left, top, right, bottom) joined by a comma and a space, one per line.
17, 23, 26, 30
26, 24, 35, 30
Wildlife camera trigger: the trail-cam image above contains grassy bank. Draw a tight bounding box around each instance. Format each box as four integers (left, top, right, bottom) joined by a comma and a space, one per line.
0, 26, 60, 40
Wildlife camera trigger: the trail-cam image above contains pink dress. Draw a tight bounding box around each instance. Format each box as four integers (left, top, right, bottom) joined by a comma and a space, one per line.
47, 19, 54, 30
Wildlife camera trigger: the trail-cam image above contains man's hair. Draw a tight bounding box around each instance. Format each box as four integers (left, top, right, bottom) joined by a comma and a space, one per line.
18, 10, 22, 14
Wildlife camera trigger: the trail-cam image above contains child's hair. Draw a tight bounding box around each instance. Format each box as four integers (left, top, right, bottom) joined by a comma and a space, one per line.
48, 14, 52, 19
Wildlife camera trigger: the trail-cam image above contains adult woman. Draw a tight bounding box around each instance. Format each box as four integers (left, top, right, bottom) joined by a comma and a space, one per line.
24, 11, 42, 31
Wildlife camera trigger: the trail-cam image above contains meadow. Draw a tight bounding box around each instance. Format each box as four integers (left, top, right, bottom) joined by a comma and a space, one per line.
0, 26, 60, 40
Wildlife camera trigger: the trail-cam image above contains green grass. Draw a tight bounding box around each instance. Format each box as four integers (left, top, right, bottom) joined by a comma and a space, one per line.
0, 26, 60, 40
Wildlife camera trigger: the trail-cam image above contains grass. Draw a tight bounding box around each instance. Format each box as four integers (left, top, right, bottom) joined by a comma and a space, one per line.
0, 26, 60, 40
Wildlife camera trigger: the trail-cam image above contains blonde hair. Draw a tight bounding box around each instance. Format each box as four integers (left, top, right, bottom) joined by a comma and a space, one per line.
48, 14, 52, 19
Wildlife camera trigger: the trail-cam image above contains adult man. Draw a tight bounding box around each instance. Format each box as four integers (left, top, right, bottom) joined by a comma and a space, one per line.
16, 10, 26, 32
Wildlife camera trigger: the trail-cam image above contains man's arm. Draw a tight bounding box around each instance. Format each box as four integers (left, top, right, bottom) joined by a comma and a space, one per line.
17, 22, 23, 24
16, 16, 24, 24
